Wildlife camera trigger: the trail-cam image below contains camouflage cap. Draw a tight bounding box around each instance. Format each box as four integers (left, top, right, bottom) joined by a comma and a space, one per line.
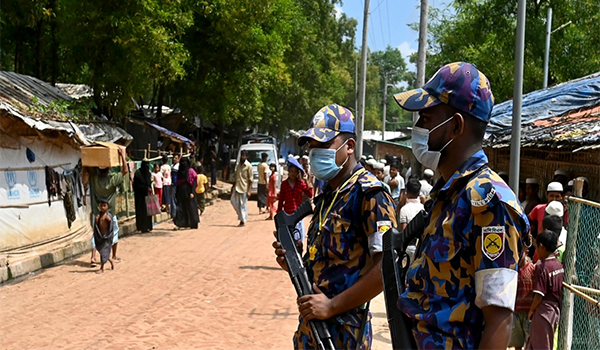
298, 104, 356, 146
393, 62, 495, 122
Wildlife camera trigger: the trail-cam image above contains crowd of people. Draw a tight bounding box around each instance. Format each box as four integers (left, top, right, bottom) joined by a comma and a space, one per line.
82, 60, 594, 349
87, 152, 215, 272
268, 61, 593, 350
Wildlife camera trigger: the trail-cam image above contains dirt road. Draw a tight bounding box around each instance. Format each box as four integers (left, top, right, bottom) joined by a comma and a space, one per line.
0, 197, 392, 350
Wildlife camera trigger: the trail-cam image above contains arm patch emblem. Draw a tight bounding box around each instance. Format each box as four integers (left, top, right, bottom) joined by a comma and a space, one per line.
482, 226, 505, 261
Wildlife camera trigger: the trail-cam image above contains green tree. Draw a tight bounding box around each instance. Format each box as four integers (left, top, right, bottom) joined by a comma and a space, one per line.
59, 0, 192, 119
425, 0, 600, 103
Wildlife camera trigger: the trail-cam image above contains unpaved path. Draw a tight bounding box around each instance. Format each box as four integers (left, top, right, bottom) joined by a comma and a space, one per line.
0, 197, 392, 350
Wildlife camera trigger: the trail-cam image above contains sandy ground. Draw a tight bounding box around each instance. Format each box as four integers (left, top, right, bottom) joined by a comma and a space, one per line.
0, 196, 393, 350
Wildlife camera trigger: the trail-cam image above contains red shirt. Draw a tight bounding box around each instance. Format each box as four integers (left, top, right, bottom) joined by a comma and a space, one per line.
514, 260, 536, 313
277, 178, 312, 214
533, 256, 564, 304
528, 204, 547, 233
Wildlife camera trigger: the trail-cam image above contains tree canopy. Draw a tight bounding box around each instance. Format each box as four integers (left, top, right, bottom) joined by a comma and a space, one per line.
425, 0, 600, 103
0, 0, 415, 134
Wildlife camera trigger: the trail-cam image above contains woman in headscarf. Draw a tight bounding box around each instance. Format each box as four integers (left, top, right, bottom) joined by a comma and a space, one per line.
174, 157, 199, 229
133, 159, 153, 233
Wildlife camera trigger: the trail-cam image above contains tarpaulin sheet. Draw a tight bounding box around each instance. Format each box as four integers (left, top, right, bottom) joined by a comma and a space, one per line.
145, 121, 194, 146
487, 72, 600, 135
78, 122, 133, 146
0, 137, 91, 257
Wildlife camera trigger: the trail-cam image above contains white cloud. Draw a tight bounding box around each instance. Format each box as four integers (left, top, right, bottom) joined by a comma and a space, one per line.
397, 41, 417, 73
334, 4, 343, 20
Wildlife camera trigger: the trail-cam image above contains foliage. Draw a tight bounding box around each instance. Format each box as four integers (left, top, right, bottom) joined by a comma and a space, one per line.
425, 0, 600, 103
0, 0, 416, 135
27, 96, 97, 121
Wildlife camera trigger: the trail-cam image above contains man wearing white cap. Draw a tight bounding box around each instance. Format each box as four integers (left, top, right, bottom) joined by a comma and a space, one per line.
553, 170, 568, 188
365, 158, 377, 174
544, 201, 568, 246
528, 182, 564, 237
523, 178, 541, 215
419, 169, 434, 199
372, 162, 391, 194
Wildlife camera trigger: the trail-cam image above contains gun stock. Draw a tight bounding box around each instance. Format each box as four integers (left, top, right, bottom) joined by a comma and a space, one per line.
381, 210, 427, 350
275, 201, 335, 350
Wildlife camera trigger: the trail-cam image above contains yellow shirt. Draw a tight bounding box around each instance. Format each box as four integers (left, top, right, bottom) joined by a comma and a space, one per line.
196, 174, 208, 194
258, 162, 269, 185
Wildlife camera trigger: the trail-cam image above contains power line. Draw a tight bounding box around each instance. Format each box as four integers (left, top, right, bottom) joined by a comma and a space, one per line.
371, 0, 386, 12
378, 2, 386, 49
386, 0, 391, 46
368, 13, 377, 50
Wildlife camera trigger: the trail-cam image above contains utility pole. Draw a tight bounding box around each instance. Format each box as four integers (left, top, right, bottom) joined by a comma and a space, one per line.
414, 0, 429, 124
382, 72, 395, 141
543, 8, 553, 89
382, 73, 388, 141
356, 0, 370, 158
543, 8, 571, 89
355, 60, 358, 114
509, 0, 527, 194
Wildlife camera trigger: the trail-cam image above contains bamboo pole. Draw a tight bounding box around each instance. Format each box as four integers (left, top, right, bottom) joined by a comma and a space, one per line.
570, 284, 600, 296
563, 282, 600, 307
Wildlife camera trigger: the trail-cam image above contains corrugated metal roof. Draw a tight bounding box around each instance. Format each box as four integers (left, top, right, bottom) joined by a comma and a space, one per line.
0, 70, 132, 146
0, 70, 72, 110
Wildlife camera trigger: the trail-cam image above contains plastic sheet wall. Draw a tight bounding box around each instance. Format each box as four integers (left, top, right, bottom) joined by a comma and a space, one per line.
0, 137, 91, 260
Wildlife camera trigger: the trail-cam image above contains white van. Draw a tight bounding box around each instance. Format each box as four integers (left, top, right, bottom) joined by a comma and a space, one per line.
235, 138, 283, 195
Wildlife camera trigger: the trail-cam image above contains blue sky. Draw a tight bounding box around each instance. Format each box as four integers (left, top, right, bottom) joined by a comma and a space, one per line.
336, 0, 450, 72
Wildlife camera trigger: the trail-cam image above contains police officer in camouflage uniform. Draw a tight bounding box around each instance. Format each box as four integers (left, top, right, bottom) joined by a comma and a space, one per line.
273, 104, 397, 349
393, 62, 530, 349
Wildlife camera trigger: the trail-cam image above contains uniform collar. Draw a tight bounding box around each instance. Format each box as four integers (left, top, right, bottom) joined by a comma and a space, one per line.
430, 150, 488, 199
322, 164, 364, 195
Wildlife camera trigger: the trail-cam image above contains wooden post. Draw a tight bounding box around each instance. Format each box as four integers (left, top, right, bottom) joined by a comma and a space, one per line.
558, 178, 585, 350
147, 143, 151, 159
125, 191, 130, 218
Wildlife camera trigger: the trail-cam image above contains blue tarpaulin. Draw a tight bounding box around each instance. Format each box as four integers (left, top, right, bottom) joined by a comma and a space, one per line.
487, 72, 600, 134
145, 121, 194, 146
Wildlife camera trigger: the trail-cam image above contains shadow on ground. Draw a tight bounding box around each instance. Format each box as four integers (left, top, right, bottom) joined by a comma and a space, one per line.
239, 265, 282, 271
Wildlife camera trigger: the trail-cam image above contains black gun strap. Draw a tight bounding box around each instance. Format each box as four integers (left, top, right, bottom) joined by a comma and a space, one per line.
355, 301, 371, 350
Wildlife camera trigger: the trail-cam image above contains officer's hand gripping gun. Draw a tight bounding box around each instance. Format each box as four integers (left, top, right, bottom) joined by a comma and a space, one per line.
381, 210, 427, 350
275, 201, 335, 350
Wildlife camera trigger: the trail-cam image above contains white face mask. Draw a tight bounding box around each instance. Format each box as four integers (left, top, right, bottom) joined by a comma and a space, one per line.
411, 117, 454, 170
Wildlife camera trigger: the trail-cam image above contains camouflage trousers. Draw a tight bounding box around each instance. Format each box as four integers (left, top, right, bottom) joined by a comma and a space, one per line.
293, 310, 372, 350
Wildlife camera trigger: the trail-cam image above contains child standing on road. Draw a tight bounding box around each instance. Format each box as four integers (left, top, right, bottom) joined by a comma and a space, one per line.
277, 157, 312, 246
94, 198, 115, 273
152, 163, 164, 206
527, 230, 564, 350
266, 163, 278, 220
195, 165, 208, 217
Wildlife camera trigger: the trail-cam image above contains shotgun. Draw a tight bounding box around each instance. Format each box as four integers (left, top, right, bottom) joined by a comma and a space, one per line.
381, 210, 427, 350
275, 201, 335, 350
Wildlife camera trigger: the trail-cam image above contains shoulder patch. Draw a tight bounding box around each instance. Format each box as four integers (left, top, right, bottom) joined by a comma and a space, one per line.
471, 187, 496, 207
482, 226, 505, 261
466, 168, 501, 212
377, 220, 392, 233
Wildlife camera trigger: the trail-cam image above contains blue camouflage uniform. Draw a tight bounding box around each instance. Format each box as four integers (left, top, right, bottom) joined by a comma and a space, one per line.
398, 150, 530, 349
294, 165, 397, 350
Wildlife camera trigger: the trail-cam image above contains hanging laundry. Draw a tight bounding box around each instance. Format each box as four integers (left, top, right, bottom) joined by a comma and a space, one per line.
45, 166, 60, 206
63, 180, 76, 228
